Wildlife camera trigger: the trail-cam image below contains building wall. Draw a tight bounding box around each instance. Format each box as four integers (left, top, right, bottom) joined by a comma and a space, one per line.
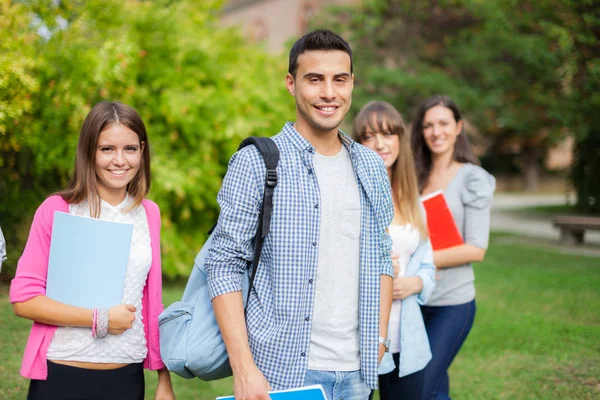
221, 0, 356, 54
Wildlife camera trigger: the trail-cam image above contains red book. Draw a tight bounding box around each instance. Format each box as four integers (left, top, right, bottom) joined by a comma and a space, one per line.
421, 190, 464, 251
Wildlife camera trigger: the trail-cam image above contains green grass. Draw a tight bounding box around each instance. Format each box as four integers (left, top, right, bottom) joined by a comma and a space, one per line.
512, 204, 581, 216
1, 236, 599, 399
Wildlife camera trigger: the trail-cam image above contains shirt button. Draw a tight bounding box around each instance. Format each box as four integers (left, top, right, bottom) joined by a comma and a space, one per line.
309, 279, 313, 284
305, 317, 310, 321
308, 148, 314, 153
314, 204, 319, 209
301, 352, 306, 357
308, 168, 313, 174
312, 242, 317, 247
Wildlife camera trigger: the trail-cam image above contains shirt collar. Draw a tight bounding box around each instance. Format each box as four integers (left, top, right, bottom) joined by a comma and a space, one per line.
101, 193, 133, 213
282, 121, 356, 155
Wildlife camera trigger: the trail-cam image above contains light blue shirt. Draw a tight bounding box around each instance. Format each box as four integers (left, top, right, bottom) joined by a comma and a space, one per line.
206, 123, 394, 390
378, 239, 436, 377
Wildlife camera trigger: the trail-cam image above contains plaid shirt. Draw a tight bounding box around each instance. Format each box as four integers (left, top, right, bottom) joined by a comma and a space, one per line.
206, 122, 394, 390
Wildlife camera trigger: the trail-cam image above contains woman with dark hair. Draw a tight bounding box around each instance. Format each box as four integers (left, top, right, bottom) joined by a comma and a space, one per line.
411, 95, 495, 400
10, 101, 175, 400
354, 101, 436, 400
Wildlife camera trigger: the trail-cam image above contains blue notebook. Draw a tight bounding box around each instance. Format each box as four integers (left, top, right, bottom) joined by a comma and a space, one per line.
217, 385, 327, 400
46, 211, 134, 309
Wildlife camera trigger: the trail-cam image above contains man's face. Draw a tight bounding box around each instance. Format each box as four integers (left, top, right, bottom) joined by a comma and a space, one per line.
286, 50, 354, 137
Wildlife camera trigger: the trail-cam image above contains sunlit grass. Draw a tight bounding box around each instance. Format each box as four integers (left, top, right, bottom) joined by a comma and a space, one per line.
2, 235, 598, 399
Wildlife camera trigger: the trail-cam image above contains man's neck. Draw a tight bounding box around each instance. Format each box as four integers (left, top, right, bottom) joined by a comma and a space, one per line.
294, 121, 343, 156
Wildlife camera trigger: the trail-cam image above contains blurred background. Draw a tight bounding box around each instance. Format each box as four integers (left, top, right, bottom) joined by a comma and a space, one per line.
1, 1, 599, 399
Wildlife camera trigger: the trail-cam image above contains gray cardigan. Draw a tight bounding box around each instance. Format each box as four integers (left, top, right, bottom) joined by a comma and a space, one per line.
426, 163, 496, 306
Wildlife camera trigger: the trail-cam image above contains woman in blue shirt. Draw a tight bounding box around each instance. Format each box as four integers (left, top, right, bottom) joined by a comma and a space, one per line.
353, 101, 436, 400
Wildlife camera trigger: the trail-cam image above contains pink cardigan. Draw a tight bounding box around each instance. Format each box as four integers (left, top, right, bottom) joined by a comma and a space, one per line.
9, 195, 165, 380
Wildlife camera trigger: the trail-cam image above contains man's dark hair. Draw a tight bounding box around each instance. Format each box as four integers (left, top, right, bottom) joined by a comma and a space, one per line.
288, 29, 353, 78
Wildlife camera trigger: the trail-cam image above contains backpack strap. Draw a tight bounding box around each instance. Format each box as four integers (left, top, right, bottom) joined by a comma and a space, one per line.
237, 137, 279, 308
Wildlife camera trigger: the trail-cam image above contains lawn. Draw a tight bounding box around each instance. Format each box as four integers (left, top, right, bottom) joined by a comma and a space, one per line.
512, 204, 581, 217
1, 235, 598, 399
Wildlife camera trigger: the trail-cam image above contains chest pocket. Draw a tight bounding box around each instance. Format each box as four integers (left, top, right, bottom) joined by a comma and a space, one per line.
338, 200, 360, 240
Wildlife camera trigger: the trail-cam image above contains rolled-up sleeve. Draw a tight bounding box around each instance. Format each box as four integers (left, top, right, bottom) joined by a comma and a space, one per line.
378, 165, 394, 277
415, 240, 436, 305
206, 148, 262, 300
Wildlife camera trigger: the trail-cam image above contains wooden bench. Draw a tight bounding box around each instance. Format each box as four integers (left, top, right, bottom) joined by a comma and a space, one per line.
553, 215, 600, 245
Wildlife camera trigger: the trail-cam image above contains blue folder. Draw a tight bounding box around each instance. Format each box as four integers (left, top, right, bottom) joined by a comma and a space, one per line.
46, 211, 133, 309
217, 385, 327, 400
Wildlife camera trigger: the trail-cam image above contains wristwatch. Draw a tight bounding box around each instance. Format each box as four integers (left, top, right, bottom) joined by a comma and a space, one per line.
379, 336, 391, 353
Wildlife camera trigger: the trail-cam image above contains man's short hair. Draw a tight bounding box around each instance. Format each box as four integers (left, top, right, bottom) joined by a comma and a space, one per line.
288, 29, 353, 78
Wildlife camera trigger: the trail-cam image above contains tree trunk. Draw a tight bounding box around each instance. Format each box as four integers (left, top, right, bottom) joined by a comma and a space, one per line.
522, 147, 540, 192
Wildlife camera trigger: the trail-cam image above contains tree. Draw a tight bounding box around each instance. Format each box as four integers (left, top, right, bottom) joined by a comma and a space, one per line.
0, 0, 295, 278
565, 0, 600, 214
0, 0, 42, 278
317, 0, 591, 191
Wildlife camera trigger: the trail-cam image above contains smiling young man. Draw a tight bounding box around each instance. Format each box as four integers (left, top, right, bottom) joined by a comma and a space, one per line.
206, 30, 394, 400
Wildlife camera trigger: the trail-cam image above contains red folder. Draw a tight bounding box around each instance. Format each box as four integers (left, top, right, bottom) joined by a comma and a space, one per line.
421, 190, 464, 251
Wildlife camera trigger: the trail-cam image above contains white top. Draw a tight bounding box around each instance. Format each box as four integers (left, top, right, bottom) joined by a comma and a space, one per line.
308, 145, 361, 371
47, 195, 152, 363
388, 224, 420, 354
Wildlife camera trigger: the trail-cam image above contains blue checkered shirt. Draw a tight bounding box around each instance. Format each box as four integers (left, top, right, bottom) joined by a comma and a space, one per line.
206, 122, 394, 390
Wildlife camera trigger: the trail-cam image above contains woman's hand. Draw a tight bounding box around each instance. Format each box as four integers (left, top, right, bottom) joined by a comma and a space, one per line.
393, 276, 423, 300
107, 304, 136, 335
155, 368, 175, 400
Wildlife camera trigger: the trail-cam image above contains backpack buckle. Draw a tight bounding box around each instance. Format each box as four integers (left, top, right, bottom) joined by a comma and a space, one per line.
266, 168, 278, 188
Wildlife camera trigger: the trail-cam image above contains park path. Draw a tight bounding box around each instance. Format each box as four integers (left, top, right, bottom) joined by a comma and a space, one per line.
490, 194, 600, 255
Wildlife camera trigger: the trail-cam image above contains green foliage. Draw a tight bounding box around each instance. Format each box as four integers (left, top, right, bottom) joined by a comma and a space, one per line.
0, 0, 294, 278
316, 0, 600, 191
321, 0, 569, 133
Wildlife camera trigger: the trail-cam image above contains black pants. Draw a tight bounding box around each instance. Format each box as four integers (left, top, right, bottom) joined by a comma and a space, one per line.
27, 361, 144, 400
369, 352, 425, 400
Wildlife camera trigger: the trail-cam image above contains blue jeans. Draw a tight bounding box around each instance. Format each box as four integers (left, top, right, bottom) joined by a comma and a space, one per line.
305, 369, 371, 400
420, 300, 476, 400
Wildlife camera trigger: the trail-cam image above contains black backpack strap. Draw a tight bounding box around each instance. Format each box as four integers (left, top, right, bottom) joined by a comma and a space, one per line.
237, 137, 279, 308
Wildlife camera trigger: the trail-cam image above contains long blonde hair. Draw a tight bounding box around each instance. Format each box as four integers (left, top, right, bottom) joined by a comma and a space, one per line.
353, 101, 428, 240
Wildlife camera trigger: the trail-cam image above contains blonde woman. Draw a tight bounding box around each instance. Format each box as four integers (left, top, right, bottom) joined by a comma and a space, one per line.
353, 101, 436, 400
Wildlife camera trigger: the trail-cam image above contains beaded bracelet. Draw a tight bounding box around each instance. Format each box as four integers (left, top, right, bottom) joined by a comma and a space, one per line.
96, 308, 109, 338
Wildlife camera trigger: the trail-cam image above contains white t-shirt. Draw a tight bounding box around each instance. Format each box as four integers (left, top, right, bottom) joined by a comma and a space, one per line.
388, 224, 420, 354
308, 145, 362, 371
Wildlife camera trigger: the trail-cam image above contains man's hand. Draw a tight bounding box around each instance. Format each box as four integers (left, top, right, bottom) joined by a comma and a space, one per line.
233, 365, 271, 400
392, 276, 423, 300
